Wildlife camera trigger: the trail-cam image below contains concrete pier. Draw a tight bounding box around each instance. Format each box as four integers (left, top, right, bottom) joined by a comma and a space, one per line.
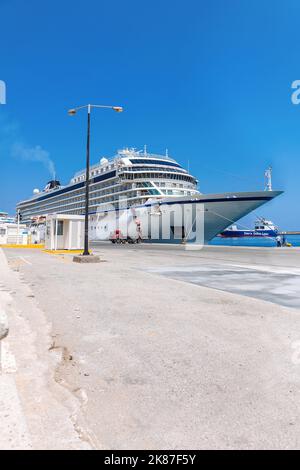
1, 243, 300, 449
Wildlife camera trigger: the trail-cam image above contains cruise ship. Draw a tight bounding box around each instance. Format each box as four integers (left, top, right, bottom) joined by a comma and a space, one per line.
16, 148, 283, 243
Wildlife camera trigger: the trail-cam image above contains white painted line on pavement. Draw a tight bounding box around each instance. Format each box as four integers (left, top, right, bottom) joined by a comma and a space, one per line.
19, 256, 32, 265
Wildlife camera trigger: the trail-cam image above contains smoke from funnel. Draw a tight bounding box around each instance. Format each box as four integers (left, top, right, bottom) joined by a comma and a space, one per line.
12, 142, 56, 178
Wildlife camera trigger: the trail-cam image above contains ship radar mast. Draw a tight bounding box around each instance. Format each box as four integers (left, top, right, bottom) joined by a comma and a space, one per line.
264, 166, 272, 191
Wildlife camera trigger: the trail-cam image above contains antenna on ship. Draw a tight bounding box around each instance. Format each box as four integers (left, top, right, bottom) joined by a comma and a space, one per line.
144, 144, 147, 155
165, 148, 168, 157
264, 166, 272, 191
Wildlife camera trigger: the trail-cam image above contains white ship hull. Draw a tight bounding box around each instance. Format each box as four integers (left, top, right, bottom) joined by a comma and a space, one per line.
89, 190, 283, 243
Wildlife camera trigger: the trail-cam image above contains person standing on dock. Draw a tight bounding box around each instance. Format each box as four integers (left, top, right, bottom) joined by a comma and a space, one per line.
276, 235, 282, 247
282, 235, 287, 246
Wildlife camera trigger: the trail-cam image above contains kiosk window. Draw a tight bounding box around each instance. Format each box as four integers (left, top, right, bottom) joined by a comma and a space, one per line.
54, 221, 64, 235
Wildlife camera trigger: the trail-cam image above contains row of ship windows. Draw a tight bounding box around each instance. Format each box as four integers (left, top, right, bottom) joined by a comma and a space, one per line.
120, 167, 183, 174
73, 163, 188, 183
23, 187, 192, 222
73, 164, 115, 182
20, 182, 131, 212
22, 178, 196, 213
20, 195, 149, 218
120, 173, 195, 182
74, 170, 195, 185
20, 186, 196, 219
23, 189, 140, 214
153, 182, 195, 189
21, 186, 194, 216
22, 181, 195, 214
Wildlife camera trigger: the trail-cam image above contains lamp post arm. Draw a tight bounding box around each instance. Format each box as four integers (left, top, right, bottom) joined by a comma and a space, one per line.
90, 105, 117, 109
72, 104, 117, 112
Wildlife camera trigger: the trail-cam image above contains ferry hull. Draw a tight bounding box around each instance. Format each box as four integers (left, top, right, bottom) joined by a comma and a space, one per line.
219, 230, 278, 238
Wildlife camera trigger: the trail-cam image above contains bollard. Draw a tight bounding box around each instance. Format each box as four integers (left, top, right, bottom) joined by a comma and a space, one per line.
0, 309, 9, 373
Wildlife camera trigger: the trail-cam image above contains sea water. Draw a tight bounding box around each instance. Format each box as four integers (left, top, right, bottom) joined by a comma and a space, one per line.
209, 235, 300, 247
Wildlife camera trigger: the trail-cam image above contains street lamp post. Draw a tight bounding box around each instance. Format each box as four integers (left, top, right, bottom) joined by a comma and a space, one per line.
68, 104, 123, 257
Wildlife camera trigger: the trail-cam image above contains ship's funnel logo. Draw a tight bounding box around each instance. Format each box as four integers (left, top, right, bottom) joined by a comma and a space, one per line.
0, 80, 6, 104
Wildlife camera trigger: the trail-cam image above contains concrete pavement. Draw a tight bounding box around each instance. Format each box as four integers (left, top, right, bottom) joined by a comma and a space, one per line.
0, 249, 91, 450
1, 244, 300, 449
0, 285, 32, 449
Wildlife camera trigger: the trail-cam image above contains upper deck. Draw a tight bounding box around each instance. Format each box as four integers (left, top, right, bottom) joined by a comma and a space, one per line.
17, 148, 199, 210
72, 148, 191, 182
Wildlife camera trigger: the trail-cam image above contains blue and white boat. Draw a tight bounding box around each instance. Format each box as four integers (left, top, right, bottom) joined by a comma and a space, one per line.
219, 218, 279, 238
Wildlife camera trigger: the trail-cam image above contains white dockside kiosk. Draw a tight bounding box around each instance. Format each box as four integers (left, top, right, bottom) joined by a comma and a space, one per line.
0, 223, 28, 245
45, 214, 84, 250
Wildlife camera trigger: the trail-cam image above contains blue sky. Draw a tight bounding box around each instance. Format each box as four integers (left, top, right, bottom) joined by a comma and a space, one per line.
1, 0, 300, 228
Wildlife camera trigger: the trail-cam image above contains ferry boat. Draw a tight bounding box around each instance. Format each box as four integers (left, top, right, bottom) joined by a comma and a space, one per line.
16, 148, 283, 243
219, 218, 279, 238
